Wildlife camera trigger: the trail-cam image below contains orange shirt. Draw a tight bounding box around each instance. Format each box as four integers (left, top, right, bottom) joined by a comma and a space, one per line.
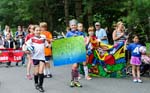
41, 31, 52, 56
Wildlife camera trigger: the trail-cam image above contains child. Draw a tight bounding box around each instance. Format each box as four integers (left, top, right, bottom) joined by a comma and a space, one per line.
4, 33, 16, 67
77, 23, 92, 80
66, 19, 82, 87
40, 22, 53, 78
15, 33, 25, 66
26, 25, 50, 92
25, 25, 35, 80
125, 35, 143, 83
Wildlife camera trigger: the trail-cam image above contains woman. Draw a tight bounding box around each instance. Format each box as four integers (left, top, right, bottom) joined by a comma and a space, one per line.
112, 21, 126, 45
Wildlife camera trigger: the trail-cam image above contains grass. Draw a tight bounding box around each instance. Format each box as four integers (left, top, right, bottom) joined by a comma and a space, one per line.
146, 43, 150, 55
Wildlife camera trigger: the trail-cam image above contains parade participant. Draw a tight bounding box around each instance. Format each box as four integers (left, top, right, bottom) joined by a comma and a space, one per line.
24, 25, 35, 80
3, 26, 13, 38
125, 35, 143, 83
26, 25, 50, 92
40, 22, 53, 78
4, 33, 16, 67
66, 19, 82, 87
77, 23, 92, 80
95, 22, 108, 44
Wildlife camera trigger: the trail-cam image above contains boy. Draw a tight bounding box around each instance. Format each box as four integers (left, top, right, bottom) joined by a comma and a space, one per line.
40, 22, 53, 78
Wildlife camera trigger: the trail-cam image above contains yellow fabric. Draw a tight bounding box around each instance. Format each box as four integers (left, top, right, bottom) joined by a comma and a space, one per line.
41, 31, 52, 56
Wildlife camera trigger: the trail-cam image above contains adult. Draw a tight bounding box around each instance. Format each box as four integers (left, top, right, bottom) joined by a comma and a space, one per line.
0, 32, 5, 48
112, 21, 126, 45
3, 25, 13, 38
15, 26, 26, 39
95, 22, 108, 44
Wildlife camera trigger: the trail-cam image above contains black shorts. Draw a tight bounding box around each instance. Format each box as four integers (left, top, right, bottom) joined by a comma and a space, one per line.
33, 59, 45, 65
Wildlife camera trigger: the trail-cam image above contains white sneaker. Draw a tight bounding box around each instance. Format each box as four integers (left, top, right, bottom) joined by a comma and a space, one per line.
137, 79, 143, 83
133, 78, 137, 83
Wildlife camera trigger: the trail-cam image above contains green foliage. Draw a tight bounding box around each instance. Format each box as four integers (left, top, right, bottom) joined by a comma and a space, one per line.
0, 0, 149, 40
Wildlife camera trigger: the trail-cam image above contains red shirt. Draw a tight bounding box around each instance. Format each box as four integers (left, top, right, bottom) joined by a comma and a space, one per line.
25, 33, 34, 42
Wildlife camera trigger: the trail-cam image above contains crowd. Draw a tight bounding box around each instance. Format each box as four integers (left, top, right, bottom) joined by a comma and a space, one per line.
0, 19, 148, 92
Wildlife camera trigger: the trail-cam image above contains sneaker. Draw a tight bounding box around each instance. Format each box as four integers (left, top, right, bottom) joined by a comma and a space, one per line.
38, 86, 45, 92
85, 76, 92, 80
74, 81, 82, 87
70, 81, 75, 87
35, 84, 40, 90
26, 75, 32, 80
47, 74, 52, 78
133, 78, 137, 83
137, 79, 143, 83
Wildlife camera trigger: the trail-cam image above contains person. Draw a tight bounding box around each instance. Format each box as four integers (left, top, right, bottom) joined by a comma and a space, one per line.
77, 23, 92, 80
125, 35, 143, 83
15, 33, 25, 66
26, 25, 50, 92
15, 26, 26, 39
3, 25, 13, 38
95, 22, 108, 44
0, 32, 5, 48
40, 22, 53, 78
66, 19, 82, 87
4, 33, 16, 67
112, 21, 126, 45
24, 25, 35, 80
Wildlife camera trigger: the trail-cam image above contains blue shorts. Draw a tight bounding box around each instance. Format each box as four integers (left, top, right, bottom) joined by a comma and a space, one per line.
45, 56, 52, 63
33, 59, 45, 65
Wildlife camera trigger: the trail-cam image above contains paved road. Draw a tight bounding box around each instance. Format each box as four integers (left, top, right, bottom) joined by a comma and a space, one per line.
0, 63, 150, 93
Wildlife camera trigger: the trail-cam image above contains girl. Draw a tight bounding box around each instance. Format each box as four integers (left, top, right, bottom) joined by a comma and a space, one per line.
26, 25, 50, 92
112, 21, 126, 45
24, 25, 35, 80
78, 23, 92, 80
125, 35, 143, 83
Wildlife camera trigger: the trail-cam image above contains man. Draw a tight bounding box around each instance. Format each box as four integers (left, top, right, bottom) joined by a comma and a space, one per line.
95, 22, 108, 44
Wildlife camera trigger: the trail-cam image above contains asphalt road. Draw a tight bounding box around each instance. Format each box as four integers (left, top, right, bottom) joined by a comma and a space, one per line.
0, 63, 150, 93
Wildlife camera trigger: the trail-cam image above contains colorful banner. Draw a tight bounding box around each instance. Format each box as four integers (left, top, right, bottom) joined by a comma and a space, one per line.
79, 42, 126, 78
52, 36, 86, 66
0, 48, 24, 62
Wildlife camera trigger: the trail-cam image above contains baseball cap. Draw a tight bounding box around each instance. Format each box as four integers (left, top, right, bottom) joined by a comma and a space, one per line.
95, 22, 100, 26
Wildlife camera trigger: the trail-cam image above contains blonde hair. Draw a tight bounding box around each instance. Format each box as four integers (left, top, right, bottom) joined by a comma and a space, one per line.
88, 26, 95, 32
40, 22, 48, 30
116, 21, 125, 31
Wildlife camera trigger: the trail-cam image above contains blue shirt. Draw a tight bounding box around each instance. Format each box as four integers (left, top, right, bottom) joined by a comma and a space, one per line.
96, 28, 108, 44
66, 30, 78, 37
66, 30, 84, 37
127, 43, 142, 57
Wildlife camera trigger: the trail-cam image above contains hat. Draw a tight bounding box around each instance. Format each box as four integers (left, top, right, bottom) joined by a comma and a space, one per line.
95, 22, 100, 26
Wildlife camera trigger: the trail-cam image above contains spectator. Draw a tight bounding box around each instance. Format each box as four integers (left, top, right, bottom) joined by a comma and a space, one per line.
0, 32, 5, 48
15, 26, 26, 39
4, 33, 16, 67
95, 22, 108, 44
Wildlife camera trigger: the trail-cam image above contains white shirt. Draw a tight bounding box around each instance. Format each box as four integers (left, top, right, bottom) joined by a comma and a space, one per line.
26, 35, 49, 60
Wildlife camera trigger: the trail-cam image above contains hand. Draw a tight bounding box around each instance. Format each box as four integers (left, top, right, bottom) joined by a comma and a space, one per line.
24, 51, 30, 54
120, 32, 124, 37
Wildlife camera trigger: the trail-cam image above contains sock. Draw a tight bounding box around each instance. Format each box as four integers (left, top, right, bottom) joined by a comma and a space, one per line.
34, 74, 39, 84
39, 73, 44, 87
72, 69, 79, 82
44, 68, 47, 75
47, 68, 51, 75
84, 66, 88, 77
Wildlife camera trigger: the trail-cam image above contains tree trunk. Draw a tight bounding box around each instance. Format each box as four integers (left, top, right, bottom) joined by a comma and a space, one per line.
87, 0, 93, 26
75, 0, 82, 22
64, 0, 69, 26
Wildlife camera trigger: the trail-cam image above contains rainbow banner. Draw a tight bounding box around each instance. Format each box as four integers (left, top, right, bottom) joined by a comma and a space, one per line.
52, 36, 86, 66
79, 42, 126, 78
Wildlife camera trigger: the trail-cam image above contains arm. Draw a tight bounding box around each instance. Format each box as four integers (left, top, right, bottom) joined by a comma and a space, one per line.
101, 29, 108, 40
